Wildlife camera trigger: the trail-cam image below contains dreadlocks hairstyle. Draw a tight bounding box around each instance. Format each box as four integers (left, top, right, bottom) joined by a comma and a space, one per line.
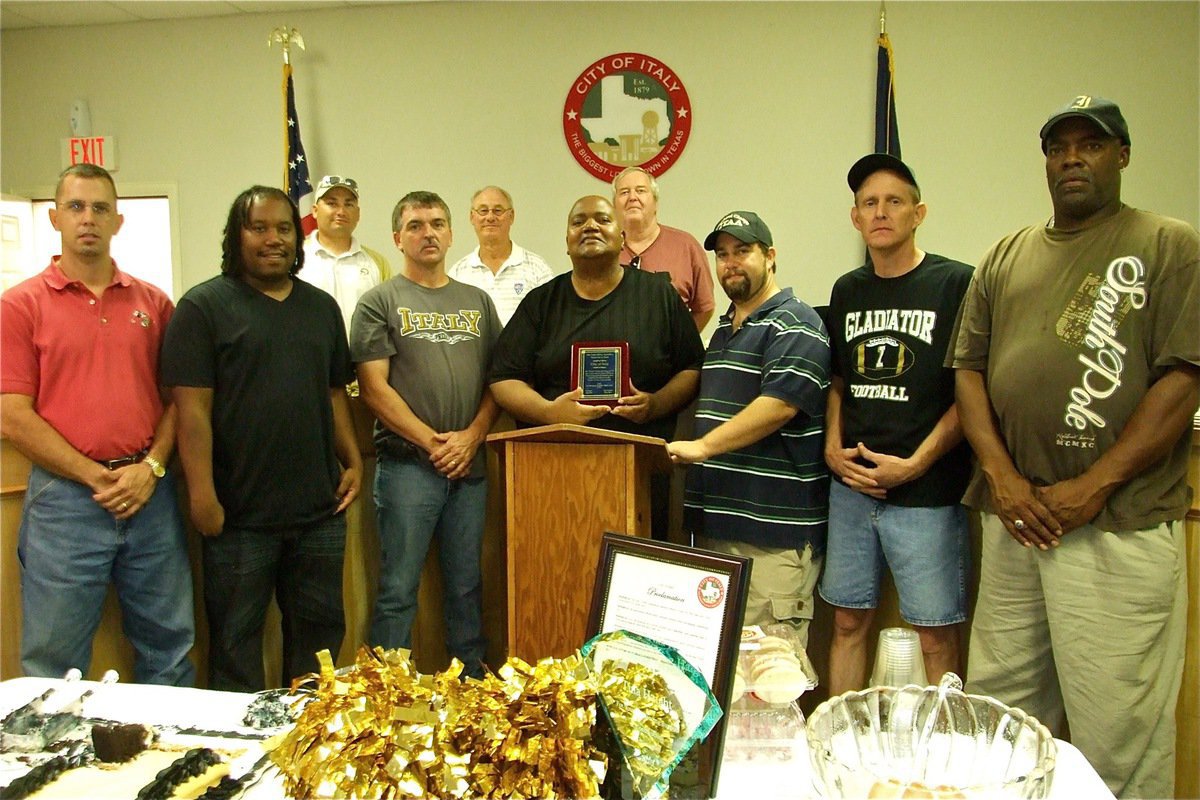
220, 185, 305, 277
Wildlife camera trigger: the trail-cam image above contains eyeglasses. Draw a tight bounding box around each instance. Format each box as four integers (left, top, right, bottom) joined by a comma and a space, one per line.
472, 206, 512, 218
58, 201, 115, 217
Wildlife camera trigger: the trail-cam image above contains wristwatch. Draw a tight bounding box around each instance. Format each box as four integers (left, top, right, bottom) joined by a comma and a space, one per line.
143, 454, 166, 478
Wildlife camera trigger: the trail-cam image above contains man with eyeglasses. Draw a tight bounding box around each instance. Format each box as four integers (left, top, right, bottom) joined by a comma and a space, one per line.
0, 163, 196, 685
300, 175, 391, 334
448, 186, 553, 326
613, 167, 715, 331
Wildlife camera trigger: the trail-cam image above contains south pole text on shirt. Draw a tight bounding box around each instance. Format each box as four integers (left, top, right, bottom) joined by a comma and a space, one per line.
1063, 256, 1145, 432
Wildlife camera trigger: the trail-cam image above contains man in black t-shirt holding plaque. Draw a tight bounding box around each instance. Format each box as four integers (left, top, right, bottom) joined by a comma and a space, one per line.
819, 155, 974, 696
489, 195, 703, 538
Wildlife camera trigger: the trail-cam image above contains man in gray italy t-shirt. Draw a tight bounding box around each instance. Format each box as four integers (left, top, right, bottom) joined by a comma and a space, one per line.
350, 190, 501, 678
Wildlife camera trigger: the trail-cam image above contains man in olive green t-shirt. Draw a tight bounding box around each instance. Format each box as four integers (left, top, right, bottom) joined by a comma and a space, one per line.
951, 96, 1199, 799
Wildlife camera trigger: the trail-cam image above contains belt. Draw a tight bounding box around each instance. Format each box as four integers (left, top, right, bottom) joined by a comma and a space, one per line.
377, 437, 421, 460
97, 449, 148, 470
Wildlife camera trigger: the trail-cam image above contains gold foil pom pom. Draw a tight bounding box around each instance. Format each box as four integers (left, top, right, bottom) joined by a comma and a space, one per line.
270, 647, 608, 799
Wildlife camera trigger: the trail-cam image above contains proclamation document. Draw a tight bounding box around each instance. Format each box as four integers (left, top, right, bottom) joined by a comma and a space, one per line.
597, 551, 733, 685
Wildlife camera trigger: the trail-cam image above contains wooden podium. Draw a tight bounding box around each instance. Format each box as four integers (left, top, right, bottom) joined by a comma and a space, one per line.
487, 424, 671, 662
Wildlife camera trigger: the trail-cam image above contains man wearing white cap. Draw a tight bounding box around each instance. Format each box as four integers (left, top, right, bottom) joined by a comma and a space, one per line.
301, 175, 390, 333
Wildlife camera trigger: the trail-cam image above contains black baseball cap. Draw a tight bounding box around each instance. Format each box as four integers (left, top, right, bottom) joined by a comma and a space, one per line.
703, 211, 773, 250
847, 153, 919, 194
1039, 96, 1130, 152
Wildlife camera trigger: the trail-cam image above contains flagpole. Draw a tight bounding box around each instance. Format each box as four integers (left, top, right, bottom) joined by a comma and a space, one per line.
874, 3, 900, 158
271, 26, 316, 235
270, 27, 305, 188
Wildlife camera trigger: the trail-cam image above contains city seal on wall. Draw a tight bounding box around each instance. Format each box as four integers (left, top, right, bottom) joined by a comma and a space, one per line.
563, 52, 693, 182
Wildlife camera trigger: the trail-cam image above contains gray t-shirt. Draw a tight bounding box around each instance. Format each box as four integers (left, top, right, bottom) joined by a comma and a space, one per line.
351, 273, 501, 475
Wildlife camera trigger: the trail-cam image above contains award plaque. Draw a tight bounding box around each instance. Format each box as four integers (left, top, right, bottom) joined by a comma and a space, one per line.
570, 341, 631, 406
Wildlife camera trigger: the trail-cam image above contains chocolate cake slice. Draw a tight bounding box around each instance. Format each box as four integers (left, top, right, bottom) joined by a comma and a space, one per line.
92, 723, 156, 763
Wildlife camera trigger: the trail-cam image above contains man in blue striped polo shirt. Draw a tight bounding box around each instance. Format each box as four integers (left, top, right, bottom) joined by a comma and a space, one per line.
667, 211, 831, 647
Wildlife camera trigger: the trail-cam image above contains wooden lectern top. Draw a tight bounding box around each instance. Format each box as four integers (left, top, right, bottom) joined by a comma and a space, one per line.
487, 423, 672, 473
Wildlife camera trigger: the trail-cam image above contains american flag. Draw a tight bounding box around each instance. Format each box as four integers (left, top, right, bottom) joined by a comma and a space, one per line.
284, 62, 316, 235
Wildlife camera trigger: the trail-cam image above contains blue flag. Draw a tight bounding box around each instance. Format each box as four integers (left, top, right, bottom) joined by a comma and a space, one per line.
875, 33, 901, 157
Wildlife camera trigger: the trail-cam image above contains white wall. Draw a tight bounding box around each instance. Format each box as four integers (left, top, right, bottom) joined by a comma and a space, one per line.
2, 1, 1196, 313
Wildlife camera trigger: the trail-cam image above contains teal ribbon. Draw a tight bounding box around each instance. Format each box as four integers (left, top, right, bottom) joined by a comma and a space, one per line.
582, 630, 723, 798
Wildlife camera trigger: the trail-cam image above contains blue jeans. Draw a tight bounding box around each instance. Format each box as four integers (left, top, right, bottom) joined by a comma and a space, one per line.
202, 514, 346, 692
371, 455, 487, 676
819, 480, 969, 626
18, 466, 195, 685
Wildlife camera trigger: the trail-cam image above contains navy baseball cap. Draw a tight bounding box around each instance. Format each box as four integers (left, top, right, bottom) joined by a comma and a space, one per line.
847, 153, 919, 193
1039, 96, 1130, 152
703, 211, 773, 250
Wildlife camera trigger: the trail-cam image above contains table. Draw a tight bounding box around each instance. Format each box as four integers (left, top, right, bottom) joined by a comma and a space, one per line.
1, 677, 1115, 799
716, 712, 1115, 799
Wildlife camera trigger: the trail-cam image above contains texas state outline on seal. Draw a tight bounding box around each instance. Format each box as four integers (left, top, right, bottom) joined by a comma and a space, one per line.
563, 52, 694, 181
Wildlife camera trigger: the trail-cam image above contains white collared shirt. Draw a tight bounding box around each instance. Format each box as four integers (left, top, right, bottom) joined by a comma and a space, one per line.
448, 242, 555, 325
300, 232, 389, 334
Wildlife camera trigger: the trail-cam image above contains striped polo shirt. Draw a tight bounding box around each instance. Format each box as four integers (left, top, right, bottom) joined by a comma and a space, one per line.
683, 288, 831, 551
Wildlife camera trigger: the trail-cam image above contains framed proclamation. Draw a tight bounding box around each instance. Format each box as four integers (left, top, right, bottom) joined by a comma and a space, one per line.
570, 341, 631, 406
587, 533, 750, 799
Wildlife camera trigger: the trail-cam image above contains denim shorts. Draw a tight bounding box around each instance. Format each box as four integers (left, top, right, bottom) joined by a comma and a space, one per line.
818, 480, 968, 626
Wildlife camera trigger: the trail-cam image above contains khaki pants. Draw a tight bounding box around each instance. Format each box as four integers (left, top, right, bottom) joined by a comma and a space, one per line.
967, 514, 1186, 799
695, 538, 821, 650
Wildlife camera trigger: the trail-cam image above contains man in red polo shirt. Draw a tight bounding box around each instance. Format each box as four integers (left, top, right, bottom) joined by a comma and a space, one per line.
0, 164, 195, 685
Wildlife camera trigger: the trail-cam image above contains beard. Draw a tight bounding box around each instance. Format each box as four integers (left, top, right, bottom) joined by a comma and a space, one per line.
722, 273, 754, 302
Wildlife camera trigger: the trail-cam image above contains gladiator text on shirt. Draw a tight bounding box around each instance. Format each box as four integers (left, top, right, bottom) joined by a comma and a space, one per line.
843, 308, 937, 345
1063, 256, 1146, 432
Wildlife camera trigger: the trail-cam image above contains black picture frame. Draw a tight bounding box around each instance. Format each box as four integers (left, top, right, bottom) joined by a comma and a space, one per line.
586, 532, 750, 799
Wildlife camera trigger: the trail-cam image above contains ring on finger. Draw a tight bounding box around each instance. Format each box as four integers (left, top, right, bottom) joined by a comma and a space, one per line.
119, 502, 129, 511
1014, 518, 1026, 530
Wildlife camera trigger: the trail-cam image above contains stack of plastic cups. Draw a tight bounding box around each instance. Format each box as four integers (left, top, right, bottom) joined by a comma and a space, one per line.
869, 627, 928, 688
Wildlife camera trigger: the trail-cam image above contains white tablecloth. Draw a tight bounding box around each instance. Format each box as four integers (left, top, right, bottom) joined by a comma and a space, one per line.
716, 721, 1114, 799
1, 677, 1115, 799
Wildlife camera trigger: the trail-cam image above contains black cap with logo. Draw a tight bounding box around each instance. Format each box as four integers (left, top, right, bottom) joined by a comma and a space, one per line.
1039, 95, 1130, 153
703, 211, 773, 251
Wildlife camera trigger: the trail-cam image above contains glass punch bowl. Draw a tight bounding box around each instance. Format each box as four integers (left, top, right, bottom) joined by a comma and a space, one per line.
806, 674, 1056, 799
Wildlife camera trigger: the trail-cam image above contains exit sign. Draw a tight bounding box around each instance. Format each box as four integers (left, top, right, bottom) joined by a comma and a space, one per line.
60, 136, 118, 170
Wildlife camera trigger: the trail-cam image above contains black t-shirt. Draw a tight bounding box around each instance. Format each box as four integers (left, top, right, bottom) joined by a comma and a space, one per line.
162, 274, 353, 529
827, 253, 974, 506
489, 268, 704, 440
